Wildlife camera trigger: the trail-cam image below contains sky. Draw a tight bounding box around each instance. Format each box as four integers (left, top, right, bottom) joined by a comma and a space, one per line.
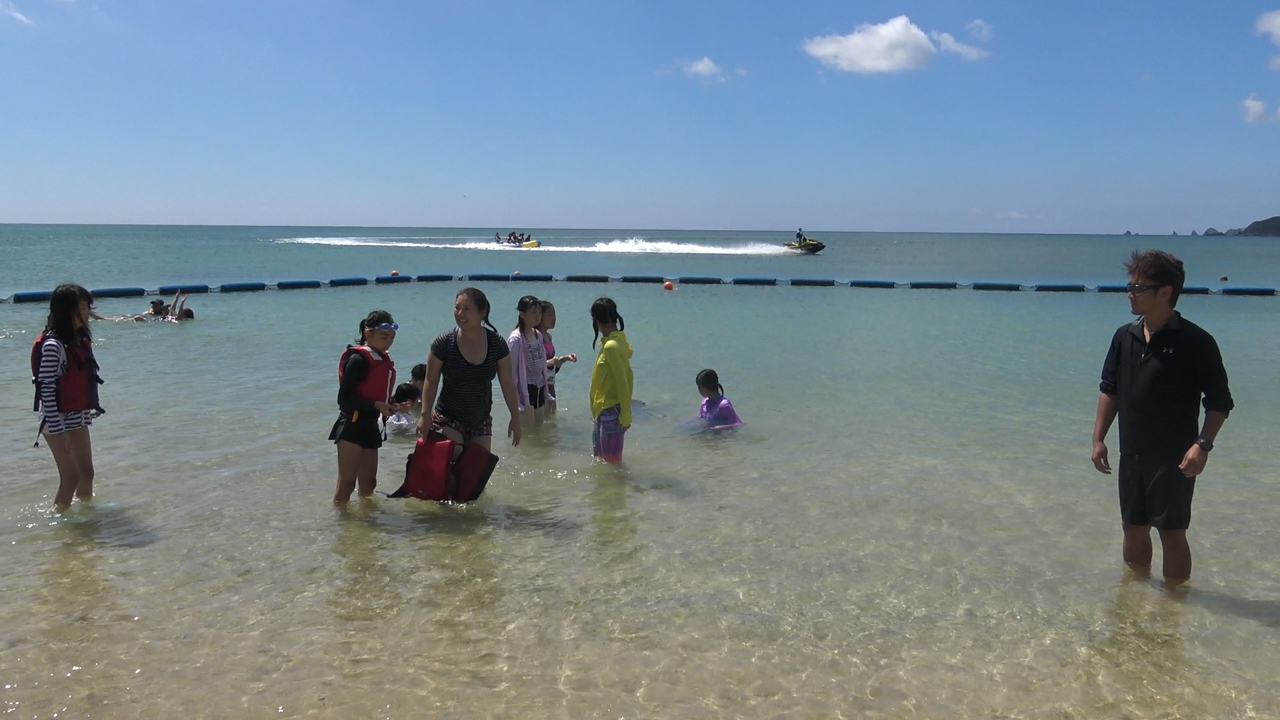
1, 1, 1279, 234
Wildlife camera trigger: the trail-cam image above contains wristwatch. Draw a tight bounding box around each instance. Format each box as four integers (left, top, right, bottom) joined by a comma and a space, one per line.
1195, 437, 1214, 452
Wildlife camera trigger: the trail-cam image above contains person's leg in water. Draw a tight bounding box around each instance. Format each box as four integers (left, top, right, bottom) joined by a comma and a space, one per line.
69, 426, 95, 502
45, 427, 94, 511
356, 447, 379, 498
1121, 522, 1153, 578
592, 405, 625, 463
1157, 528, 1191, 585
334, 439, 364, 504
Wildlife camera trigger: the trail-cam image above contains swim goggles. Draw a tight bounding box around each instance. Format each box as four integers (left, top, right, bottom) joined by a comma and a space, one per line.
374, 322, 399, 331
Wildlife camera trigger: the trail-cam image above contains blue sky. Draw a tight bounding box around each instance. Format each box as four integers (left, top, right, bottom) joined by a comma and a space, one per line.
1, 1, 1278, 233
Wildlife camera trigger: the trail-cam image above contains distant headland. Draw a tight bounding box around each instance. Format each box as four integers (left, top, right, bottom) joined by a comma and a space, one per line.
1124, 215, 1280, 237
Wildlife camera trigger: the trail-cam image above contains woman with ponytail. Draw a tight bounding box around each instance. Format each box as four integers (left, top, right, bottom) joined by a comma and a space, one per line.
32, 283, 104, 512
588, 297, 633, 462
417, 288, 522, 451
330, 309, 399, 504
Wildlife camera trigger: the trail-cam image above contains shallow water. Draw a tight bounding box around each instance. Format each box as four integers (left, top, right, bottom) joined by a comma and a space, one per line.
2, 227, 1279, 718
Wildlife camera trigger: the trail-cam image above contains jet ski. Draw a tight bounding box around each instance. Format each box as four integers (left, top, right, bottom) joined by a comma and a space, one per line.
784, 238, 825, 254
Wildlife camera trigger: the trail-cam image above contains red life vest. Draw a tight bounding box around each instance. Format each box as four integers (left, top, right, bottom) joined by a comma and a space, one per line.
30, 332, 103, 414
338, 345, 396, 405
389, 432, 499, 503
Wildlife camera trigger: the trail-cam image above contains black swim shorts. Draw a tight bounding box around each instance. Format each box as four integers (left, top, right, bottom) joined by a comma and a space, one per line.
526, 384, 546, 410
329, 413, 384, 450
1117, 454, 1195, 530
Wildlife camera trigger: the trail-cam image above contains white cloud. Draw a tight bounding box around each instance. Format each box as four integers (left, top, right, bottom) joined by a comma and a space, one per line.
966, 19, 993, 42
1243, 94, 1272, 123
804, 16, 936, 75
683, 57, 726, 83
2, 1, 32, 24
1005, 211, 1027, 219
1258, 10, 1280, 44
931, 31, 990, 61
1258, 10, 1280, 69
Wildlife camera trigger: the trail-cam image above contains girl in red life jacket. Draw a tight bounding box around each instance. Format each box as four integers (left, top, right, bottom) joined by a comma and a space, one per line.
330, 310, 399, 504
33, 284, 103, 512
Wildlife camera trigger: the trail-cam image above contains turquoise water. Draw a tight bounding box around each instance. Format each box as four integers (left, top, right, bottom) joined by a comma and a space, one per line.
2, 226, 1280, 717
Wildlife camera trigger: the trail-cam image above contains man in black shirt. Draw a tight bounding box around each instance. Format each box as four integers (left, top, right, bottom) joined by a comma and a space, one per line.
1091, 250, 1233, 585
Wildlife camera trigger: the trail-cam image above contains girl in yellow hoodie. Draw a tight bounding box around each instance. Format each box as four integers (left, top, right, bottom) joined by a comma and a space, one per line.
589, 297, 633, 462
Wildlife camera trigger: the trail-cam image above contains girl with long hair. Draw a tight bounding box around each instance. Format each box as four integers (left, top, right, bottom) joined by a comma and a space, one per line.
588, 297, 633, 462
33, 284, 104, 512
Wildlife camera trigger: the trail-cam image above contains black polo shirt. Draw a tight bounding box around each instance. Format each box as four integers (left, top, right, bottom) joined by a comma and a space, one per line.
1100, 312, 1233, 462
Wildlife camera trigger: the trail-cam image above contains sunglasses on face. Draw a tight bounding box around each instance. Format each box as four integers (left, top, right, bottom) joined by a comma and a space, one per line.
1126, 283, 1162, 295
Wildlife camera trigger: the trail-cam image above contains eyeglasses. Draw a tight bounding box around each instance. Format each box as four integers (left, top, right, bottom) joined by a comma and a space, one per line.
374, 322, 399, 331
1126, 283, 1162, 295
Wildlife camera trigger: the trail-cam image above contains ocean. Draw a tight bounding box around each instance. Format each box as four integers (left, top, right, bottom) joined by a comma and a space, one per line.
2, 225, 1279, 718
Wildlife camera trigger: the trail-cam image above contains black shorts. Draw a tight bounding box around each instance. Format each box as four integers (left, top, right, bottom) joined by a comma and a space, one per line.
329, 413, 384, 450
1118, 454, 1195, 530
526, 384, 546, 410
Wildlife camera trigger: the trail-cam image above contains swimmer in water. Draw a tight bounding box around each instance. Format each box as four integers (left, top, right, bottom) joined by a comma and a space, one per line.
695, 369, 742, 428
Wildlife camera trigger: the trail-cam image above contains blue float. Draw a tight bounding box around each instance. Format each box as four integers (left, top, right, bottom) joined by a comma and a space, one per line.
328, 277, 369, 287
12, 291, 53, 303
972, 282, 1022, 292
91, 287, 148, 298
731, 278, 778, 286
677, 277, 723, 285
466, 273, 512, 282
375, 275, 412, 284
1096, 285, 1128, 293
158, 284, 210, 295
849, 280, 897, 289
277, 280, 323, 290
220, 282, 267, 293
909, 281, 958, 290
1181, 286, 1211, 295
564, 275, 612, 283
1221, 287, 1277, 296
512, 274, 555, 282
620, 276, 666, 284
789, 279, 836, 287
1034, 284, 1086, 292
416, 274, 454, 282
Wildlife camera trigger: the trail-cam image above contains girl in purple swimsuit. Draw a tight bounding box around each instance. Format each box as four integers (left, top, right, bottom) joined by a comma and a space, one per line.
536, 300, 576, 415
696, 369, 743, 429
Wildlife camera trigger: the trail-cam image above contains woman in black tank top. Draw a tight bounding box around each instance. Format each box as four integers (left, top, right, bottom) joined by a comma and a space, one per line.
417, 288, 522, 451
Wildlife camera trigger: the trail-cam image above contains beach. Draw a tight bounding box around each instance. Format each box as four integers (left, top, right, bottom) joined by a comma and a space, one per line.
2, 226, 1280, 717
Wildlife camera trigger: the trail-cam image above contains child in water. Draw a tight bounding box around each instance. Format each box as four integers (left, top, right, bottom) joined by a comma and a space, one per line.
385, 382, 421, 436
508, 295, 548, 427
330, 310, 400, 504
695, 369, 743, 428
535, 300, 576, 415
589, 298, 633, 462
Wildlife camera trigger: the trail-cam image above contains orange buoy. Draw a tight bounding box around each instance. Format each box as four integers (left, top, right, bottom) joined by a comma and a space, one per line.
663, 281, 674, 291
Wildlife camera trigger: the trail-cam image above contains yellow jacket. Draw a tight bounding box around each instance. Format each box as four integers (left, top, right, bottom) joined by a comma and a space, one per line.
589, 330, 633, 427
